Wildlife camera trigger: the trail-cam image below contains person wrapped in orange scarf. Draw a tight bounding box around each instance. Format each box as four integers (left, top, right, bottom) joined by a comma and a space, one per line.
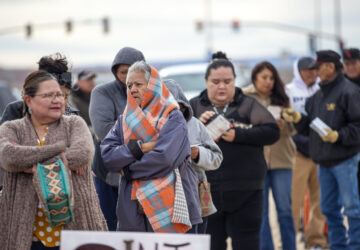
101, 61, 202, 233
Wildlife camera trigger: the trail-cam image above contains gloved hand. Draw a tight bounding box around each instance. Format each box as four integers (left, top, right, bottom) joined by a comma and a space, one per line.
320, 128, 339, 143
281, 108, 301, 123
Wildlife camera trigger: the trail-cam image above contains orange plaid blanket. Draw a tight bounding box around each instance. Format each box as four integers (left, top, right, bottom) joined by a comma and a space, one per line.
122, 65, 191, 233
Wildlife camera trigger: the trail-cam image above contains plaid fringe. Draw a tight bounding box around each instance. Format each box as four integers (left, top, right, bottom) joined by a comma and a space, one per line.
172, 169, 191, 228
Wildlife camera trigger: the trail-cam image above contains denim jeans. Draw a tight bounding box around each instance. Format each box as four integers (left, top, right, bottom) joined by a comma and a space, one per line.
261, 169, 296, 250
197, 216, 208, 234
186, 224, 198, 234
319, 153, 360, 250
94, 176, 118, 231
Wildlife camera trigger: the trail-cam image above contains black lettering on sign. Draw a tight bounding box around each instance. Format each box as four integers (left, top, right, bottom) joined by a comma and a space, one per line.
75, 243, 116, 250
124, 239, 134, 250
163, 242, 191, 249
139, 243, 159, 250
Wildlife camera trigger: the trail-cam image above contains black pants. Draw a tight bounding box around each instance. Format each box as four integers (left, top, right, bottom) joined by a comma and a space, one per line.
207, 190, 263, 250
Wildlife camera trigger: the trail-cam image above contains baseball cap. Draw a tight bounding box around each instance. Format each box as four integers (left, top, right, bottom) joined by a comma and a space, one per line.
342, 48, 360, 61
310, 50, 341, 68
298, 57, 316, 71
78, 70, 97, 81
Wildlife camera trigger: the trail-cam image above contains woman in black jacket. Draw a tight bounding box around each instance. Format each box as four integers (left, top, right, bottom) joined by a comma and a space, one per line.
0, 53, 78, 125
190, 52, 280, 250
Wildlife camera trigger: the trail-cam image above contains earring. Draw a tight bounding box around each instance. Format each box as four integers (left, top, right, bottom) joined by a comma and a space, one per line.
28, 107, 32, 114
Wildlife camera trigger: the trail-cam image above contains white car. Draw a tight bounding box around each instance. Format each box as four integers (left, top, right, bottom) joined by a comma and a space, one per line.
160, 63, 250, 100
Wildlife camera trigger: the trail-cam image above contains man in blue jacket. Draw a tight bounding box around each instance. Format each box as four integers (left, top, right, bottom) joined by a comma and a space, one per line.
282, 50, 360, 250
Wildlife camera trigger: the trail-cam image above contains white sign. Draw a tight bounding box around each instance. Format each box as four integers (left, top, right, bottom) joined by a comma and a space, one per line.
60, 231, 210, 250
267, 105, 282, 120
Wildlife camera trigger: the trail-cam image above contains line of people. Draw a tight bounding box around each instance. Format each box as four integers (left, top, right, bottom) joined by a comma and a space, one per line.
282, 49, 360, 250
0, 47, 359, 250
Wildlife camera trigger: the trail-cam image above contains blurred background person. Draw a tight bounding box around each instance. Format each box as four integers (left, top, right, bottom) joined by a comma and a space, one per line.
0, 71, 107, 250
190, 52, 280, 250
164, 79, 223, 234
282, 50, 360, 250
285, 57, 327, 250
0, 83, 17, 120
70, 70, 96, 127
342, 48, 360, 86
0, 53, 78, 124
89, 47, 145, 231
243, 61, 296, 250
100, 61, 202, 233
342, 47, 360, 199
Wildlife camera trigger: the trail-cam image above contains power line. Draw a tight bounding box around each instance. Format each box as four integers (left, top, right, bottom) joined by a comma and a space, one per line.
195, 19, 343, 53
0, 17, 110, 38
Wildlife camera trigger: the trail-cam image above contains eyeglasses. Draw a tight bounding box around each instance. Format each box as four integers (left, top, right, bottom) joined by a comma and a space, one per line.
34, 92, 67, 100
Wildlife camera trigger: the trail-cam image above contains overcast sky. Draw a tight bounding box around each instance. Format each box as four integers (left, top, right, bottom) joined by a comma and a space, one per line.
0, 0, 359, 69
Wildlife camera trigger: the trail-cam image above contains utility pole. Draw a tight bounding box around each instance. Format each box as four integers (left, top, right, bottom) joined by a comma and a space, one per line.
334, 0, 343, 50
205, 0, 213, 60
102, 17, 110, 34
65, 20, 73, 34
25, 23, 32, 38
314, 0, 322, 51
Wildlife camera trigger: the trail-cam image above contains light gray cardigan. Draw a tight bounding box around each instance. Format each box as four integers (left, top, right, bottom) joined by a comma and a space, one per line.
164, 79, 223, 216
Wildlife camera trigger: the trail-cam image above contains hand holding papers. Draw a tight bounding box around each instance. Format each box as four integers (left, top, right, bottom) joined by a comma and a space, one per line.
205, 115, 232, 141
310, 118, 338, 143
310, 117, 331, 137
267, 105, 282, 120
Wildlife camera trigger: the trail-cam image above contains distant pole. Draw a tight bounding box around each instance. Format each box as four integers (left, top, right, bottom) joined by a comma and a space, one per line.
334, 0, 342, 50
205, 0, 213, 60
315, 0, 322, 50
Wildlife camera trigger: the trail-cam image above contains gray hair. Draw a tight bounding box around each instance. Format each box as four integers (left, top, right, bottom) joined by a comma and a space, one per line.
126, 60, 151, 85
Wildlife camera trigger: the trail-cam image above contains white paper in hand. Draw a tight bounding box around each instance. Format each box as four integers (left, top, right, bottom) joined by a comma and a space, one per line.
206, 115, 231, 140
267, 105, 282, 120
310, 117, 331, 137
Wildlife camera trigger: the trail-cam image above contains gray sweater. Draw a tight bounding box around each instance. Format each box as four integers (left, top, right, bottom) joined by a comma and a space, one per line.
164, 79, 223, 216
164, 79, 223, 178
89, 47, 145, 186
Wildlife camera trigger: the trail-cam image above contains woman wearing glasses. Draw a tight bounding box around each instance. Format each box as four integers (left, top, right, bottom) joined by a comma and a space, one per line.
190, 52, 280, 249
0, 53, 79, 200
0, 71, 107, 250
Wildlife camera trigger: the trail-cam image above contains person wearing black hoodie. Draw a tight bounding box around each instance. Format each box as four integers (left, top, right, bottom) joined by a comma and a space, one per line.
190, 52, 280, 250
89, 47, 145, 231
